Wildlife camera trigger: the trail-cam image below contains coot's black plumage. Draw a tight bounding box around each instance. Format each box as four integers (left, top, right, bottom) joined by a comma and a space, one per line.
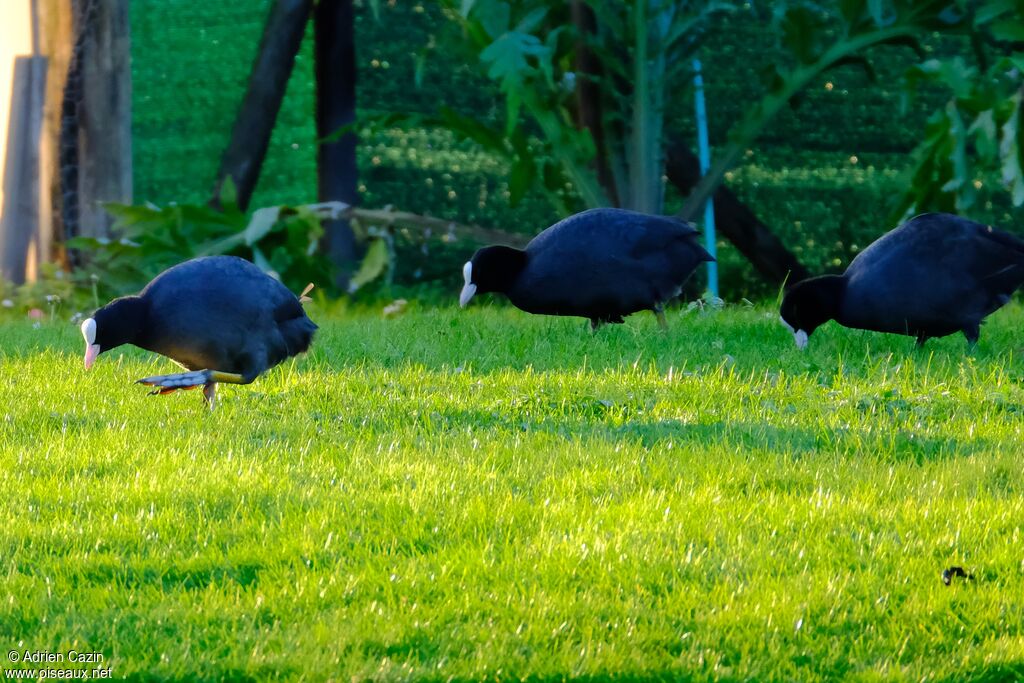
779, 213, 1024, 349
81, 256, 317, 406
459, 208, 714, 328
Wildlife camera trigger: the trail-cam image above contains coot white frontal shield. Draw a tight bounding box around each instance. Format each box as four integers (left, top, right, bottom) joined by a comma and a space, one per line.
82, 318, 100, 369
459, 261, 476, 308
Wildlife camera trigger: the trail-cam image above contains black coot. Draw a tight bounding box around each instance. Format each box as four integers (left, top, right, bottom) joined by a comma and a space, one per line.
81, 256, 317, 406
779, 213, 1024, 349
459, 208, 714, 329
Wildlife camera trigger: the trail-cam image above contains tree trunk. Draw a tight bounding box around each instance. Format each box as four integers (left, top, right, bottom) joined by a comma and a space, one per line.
665, 141, 810, 287
0, 56, 47, 284
37, 0, 73, 270
77, 0, 132, 238
570, 1, 617, 206
314, 0, 359, 289
211, 0, 313, 211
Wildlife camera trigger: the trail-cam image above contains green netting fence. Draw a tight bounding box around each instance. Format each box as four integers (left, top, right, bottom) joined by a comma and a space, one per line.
130, 1, 1020, 298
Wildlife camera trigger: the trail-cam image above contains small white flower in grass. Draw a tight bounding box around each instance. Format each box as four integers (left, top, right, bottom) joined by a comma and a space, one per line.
1, 299, 12, 308
795, 617, 804, 632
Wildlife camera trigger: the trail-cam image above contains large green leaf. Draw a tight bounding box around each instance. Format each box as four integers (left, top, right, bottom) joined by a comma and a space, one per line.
781, 7, 827, 64
968, 109, 998, 162
475, 0, 510, 39
1000, 92, 1024, 206
990, 18, 1024, 42
508, 158, 532, 206
480, 31, 549, 89
975, 0, 1016, 24
348, 238, 390, 293
242, 207, 282, 246
515, 6, 547, 33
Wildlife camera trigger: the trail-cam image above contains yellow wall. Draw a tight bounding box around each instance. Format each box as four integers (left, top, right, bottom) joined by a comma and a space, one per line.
0, 0, 33, 212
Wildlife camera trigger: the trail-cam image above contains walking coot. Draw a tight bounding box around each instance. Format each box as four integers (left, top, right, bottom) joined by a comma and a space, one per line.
459, 208, 714, 329
81, 256, 317, 407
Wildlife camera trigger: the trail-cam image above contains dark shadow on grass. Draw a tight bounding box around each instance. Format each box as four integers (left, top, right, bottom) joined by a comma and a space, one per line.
119, 667, 280, 683
935, 662, 1024, 683
120, 667, 698, 683
60, 561, 266, 592
336, 404, 989, 465
373, 672, 701, 683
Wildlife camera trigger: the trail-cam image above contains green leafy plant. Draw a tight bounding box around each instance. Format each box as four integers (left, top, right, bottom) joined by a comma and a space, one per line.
413, 0, 971, 226
67, 184, 391, 301
897, 1, 1024, 217
677, 0, 971, 219
434, 0, 730, 215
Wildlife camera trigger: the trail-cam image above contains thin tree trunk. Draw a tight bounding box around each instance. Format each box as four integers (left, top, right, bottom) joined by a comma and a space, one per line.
37, 0, 72, 270
570, 1, 617, 206
665, 141, 810, 287
314, 0, 359, 289
211, 0, 313, 211
77, 0, 132, 238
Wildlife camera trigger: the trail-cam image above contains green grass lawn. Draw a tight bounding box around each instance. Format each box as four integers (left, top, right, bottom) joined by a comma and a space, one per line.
1, 302, 1023, 681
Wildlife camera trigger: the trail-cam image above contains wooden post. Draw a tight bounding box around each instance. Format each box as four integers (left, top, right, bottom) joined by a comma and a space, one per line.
0, 56, 47, 284
76, 0, 132, 238
35, 0, 73, 273
314, 0, 359, 288
212, 0, 314, 211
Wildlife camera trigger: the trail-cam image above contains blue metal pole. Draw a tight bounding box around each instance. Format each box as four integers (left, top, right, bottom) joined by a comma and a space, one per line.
692, 59, 718, 297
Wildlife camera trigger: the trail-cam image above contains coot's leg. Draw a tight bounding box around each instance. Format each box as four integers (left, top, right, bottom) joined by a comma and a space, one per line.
590, 318, 603, 332
962, 323, 980, 349
915, 332, 928, 349
653, 306, 668, 331
203, 382, 217, 410
137, 369, 253, 390
137, 369, 258, 410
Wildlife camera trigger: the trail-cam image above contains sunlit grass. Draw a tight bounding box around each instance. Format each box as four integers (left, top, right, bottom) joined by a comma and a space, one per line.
1, 303, 1023, 681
